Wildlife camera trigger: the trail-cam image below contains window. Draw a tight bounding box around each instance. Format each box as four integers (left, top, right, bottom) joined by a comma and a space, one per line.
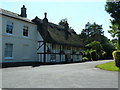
5, 43, 13, 58
23, 26, 29, 36
6, 21, 13, 34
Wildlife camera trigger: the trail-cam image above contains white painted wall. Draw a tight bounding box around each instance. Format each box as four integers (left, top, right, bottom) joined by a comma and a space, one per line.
0, 14, 2, 63
1, 13, 82, 64
1, 15, 43, 63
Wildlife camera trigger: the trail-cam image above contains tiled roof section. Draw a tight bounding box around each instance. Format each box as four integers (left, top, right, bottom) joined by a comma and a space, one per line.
0, 8, 34, 24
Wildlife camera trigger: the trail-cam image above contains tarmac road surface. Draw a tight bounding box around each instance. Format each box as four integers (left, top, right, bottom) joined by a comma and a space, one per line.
1, 60, 118, 88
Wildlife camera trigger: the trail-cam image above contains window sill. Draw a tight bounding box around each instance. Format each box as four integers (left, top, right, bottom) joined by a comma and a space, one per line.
4, 57, 14, 60
22, 36, 29, 38
6, 33, 14, 36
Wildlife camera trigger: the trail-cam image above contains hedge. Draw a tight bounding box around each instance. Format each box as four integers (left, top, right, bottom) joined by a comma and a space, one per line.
112, 50, 120, 68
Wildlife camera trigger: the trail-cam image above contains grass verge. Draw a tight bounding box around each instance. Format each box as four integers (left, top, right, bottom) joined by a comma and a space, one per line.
96, 61, 120, 72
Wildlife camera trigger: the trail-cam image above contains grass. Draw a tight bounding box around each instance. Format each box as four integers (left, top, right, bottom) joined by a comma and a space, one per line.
96, 61, 120, 72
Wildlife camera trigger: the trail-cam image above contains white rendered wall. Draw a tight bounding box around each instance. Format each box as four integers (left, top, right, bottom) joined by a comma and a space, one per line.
1, 15, 40, 63
0, 14, 2, 63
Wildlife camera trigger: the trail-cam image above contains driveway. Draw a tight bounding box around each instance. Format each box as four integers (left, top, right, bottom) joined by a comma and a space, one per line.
1, 60, 118, 88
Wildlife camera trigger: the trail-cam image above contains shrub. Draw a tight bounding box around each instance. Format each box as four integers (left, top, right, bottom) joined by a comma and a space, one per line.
82, 57, 89, 62
90, 50, 98, 61
83, 50, 92, 61
98, 50, 107, 59
112, 50, 120, 68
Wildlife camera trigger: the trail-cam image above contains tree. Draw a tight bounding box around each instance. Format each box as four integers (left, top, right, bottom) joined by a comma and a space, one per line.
81, 22, 104, 37
86, 41, 103, 52
59, 18, 69, 29
85, 41, 106, 60
105, 1, 120, 50
80, 22, 104, 44
58, 18, 77, 34
80, 22, 115, 59
111, 38, 117, 48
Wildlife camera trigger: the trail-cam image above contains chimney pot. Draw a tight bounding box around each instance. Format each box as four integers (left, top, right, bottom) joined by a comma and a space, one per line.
43, 12, 48, 22
44, 12, 47, 18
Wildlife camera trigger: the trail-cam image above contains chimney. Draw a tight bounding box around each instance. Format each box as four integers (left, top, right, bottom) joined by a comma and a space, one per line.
64, 21, 69, 40
44, 12, 47, 18
43, 12, 48, 22
20, 5, 27, 18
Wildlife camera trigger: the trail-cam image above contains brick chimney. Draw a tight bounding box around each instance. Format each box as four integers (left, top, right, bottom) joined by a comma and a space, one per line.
20, 5, 27, 18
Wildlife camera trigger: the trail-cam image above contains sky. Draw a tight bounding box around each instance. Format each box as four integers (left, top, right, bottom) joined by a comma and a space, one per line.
1, 0, 113, 39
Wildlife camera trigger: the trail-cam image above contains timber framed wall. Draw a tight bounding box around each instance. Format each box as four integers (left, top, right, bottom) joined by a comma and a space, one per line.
37, 41, 82, 63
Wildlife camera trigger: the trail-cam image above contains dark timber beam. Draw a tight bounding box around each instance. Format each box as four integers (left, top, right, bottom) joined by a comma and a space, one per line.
60, 45, 62, 62
44, 42, 46, 63
37, 43, 44, 50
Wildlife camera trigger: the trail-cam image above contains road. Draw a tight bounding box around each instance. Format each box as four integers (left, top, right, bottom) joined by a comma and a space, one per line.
1, 60, 118, 88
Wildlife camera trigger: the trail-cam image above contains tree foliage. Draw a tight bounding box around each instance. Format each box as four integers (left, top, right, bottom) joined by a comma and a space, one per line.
86, 41, 103, 52
105, 1, 120, 50
82, 41, 107, 61
80, 22, 115, 59
81, 22, 104, 37
59, 18, 77, 34
80, 22, 104, 44
105, 1, 120, 25
58, 18, 69, 29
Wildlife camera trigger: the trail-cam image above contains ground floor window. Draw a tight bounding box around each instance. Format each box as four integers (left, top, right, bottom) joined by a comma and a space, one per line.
50, 54, 56, 62
5, 43, 13, 58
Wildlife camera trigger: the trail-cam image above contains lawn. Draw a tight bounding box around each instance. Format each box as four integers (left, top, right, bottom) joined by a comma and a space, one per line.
96, 61, 120, 72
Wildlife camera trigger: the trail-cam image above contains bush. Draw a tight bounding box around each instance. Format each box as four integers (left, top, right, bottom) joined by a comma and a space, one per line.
90, 50, 98, 61
98, 50, 107, 60
82, 57, 89, 62
112, 50, 120, 68
83, 50, 92, 61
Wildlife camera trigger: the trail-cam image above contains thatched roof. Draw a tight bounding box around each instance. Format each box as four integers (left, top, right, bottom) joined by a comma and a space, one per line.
32, 16, 84, 47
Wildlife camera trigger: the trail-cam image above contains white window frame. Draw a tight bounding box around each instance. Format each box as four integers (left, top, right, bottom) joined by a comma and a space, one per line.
4, 43, 13, 59
6, 21, 13, 34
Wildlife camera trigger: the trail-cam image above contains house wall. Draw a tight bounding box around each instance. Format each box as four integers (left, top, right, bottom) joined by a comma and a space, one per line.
37, 42, 82, 63
0, 14, 2, 63
1, 15, 42, 63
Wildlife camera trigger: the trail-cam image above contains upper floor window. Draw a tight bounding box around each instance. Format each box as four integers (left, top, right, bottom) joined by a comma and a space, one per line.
6, 21, 13, 34
5, 43, 13, 58
23, 26, 29, 37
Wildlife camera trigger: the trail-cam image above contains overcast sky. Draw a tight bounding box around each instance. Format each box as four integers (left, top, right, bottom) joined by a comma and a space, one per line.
1, 0, 113, 39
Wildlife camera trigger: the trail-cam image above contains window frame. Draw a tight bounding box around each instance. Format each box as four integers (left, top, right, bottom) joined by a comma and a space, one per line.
6, 21, 13, 34
23, 25, 29, 37
4, 43, 13, 59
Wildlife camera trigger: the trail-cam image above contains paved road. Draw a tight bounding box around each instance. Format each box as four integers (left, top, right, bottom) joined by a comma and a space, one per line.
1, 60, 118, 88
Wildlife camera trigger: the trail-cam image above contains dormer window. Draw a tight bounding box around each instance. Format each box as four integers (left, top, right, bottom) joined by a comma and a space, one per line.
6, 21, 13, 34
23, 25, 28, 37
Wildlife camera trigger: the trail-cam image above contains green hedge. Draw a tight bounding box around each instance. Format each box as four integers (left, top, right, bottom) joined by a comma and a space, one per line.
112, 50, 120, 68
